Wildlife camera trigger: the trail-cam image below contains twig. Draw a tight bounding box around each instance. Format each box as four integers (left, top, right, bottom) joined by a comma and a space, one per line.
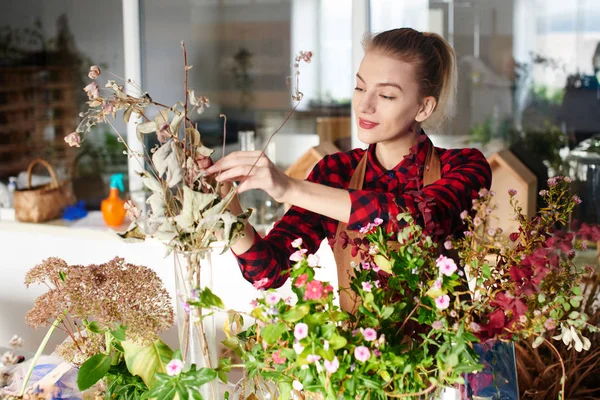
545, 338, 567, 400
385, 382, 437, 398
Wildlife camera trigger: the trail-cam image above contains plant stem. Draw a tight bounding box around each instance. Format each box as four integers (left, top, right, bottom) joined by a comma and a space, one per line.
20, 315, 63, 396
385, 382, 437, 398
544, 338, 567, 400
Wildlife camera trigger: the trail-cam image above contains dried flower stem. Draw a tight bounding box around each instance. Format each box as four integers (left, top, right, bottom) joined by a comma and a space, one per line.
545, 338, 567, 400
182, 42, 189, 148
20, 315, 63, 396
385, 382, 437, 398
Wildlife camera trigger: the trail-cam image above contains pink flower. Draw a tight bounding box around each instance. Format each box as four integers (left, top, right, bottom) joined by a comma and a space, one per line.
436, 255, 457, 276
373, 218, 383, 226
64, 131, 81, 147
435, 295, 450, 310
291, 238, 303, 248
294, 323, 309, 340
544, 318, 556, 331
473, 217, 482, 227
182, 302, 191, 314
368, 246, 379, 255
374, 280, 380, 288
307, 254, 320, 267
306, 354, 321, 363
508, 189, 517, 196
433, 280, 442, 289
272, 350, 286, 364
432, 320, 443, 330
166, 359, 184, 376
304, 280, 324, 300
354, 346, 371, 363
359, 223, 373, 234
573, 195, 582, 205
373, 349, 382, 357
363, 328, 377, 341
469, 322, 481, 333
290, 249, 308, 262
361, 261, 371, 270
323, 284, 334, 296
253, 278, 269, 290
547, 177, 558, 187
564, 176, 572, 183
324, 356, 339, 373
361, 282, 373, 292
444, 240, 453, 250
88, 65, 101, 79
294, 274, 308, 288
478, 188, 489, 198
460, 210, 468, 220
250, 299, 259, 308
266, 292, 281, 305
83, 81, 99, 99
372, 263, 380, 272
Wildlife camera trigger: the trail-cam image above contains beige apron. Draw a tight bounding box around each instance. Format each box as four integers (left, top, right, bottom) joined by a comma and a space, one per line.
333, 144, 442, 312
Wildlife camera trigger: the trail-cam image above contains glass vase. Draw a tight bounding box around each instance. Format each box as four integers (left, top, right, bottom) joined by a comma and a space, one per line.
173, 248, 218, 399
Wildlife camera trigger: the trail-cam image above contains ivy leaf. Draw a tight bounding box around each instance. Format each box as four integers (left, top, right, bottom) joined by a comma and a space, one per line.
262, 323, 287, 345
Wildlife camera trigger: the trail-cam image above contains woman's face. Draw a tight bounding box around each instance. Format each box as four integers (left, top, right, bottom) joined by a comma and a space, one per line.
352, 50, 429, 145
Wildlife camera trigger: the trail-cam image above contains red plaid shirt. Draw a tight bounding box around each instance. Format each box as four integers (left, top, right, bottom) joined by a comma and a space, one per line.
233, 133, 492, 288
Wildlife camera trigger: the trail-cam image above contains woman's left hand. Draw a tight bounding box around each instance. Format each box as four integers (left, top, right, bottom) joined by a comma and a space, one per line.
205, 151, 295, 203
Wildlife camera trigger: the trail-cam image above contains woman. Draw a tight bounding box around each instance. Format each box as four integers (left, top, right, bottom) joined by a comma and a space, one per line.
206, 28, 491, 310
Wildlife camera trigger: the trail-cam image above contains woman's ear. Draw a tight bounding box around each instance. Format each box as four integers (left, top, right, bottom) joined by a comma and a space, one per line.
415, 96, 437, 123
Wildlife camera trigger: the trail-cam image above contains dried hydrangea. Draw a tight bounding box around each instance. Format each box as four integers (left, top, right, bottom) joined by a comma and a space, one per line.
56, 333, 107, 365
25, 257, 173, 345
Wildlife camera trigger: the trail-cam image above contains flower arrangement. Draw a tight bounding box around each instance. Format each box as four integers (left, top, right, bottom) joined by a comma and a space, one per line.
220, 177, 599, 400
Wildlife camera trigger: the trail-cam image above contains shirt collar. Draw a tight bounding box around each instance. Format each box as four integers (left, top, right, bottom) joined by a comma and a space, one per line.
366, 131, 433, 179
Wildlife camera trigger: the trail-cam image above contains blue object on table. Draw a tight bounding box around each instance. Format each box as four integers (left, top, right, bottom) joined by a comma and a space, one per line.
62, 200, 88, 221
464, 340, 519, 400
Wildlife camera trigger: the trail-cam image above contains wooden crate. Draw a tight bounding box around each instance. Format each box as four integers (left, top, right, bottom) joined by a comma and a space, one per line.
0, 66, 78, 179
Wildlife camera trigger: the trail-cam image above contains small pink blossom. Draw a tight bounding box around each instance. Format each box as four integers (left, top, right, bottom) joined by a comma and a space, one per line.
166, 359, 184, 376
323, 284, 334, 296
544, 318, 556, 331
272, 349, 286, 364
290, 249, 308, 262
473, 217, 483, 227
460, 210, 468, 220
361, 261, 371, 270
306, 354, 321, 363
433, 280, 442, 289
573, 195, 582, 205
372, 263, 380, 272
182, 302, 191, 314
284, 296, 293, 305
304, 280, 324, 300
253, 278, 269, 290
564, 176, 572, 183
88, 65, 101, 79
359, 223, 373, 234
432, 320, 443, 330
369, 246, 379, 255
324, 356, 339, 373
469, 322, 481, 333
450, 310, 457, 318
478, 188, 489, 198
361, 281, 373, 292
307, 254, 320, 267
293, 380, 303, 391
547, 177, 558, 187
436, 255, 457, 276
266, 292, 281, 305
374, 280, 380, 288
354, 346, 371, 362
487, 228, 496, 236
435, 295, 450, 310
464, 231, 474, 237
250, 299, 259, 308
294, 274, 308, 288
373, 218, 383, 226
83, 81, 99, 99
291, 238, 303, 248
444, 240, 453, 250
64, 131, 81, 147
294, 323, 309, 340
363, 328, 377, 341
508, 189, 517, 196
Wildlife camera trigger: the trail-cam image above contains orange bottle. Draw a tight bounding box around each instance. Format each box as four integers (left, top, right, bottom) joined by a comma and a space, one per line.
101, 173, 127, 227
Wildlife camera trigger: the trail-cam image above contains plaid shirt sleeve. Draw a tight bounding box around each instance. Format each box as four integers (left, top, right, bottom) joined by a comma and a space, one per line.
232, 158, 330, 289
347, 148, 492, 238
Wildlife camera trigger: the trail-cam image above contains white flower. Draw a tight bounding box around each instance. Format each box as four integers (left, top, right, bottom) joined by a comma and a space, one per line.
293, 342, 305, 354
291, 238, 303, 248
293, 380, 303, 391
9, 335, 23, 349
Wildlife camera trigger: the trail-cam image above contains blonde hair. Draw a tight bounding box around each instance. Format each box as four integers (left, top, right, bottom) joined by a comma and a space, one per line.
363, 28, 458, 132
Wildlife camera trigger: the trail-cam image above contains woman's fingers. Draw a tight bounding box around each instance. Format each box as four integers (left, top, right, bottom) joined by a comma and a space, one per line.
207, 151, 266, 174
215, 164, 263, 183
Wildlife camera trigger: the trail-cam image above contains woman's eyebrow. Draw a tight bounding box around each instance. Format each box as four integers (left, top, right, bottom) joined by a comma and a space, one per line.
356, 73, 403, 91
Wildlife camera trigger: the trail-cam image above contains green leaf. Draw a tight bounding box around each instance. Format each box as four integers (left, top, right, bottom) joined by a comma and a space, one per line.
572, 287, 583, 296
196, 287, 226, 310
278, 380, 292, 400
380, 306, 394, 319
262, 323, 286, 345
538, 293, 546, 303
58, 271, 66, 282
122, 338, 173, 387
481, 264, 491, 279
328, 333, 347, 350
281, 304, 310, 322
379, 369, 391, 382
569, 299, 580, 308
532, 336, 545, 348
111, 327, 126, 341
86, 321, 104, 334
77, 353, 111, 391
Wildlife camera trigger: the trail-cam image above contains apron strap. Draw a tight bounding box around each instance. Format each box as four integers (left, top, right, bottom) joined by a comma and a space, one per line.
333, 142, 442, 312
